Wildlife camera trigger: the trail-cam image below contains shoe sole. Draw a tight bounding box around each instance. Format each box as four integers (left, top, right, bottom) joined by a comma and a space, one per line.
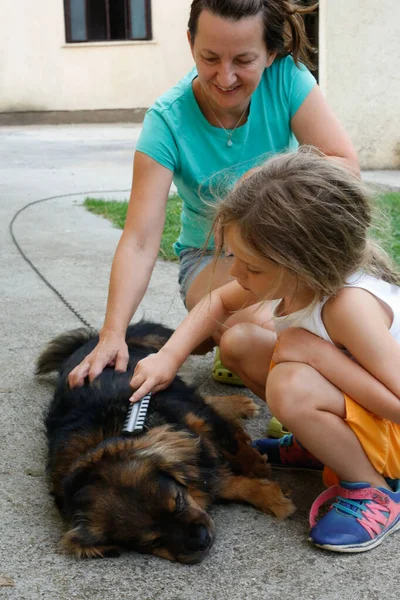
267, 431, 290, 439
212, 372, 244, 386
252, 443, 323, 473
309, 515, 400, 553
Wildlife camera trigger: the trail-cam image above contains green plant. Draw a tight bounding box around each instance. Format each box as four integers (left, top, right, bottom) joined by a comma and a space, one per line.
375, 192, 400, 265
84, 194, 182, 262
84, 192, 400, 266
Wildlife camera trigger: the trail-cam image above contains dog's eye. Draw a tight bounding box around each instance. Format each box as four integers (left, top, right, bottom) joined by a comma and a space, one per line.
175, 491, 186, 513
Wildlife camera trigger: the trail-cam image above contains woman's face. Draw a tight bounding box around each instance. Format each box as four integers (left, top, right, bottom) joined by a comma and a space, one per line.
189, 10, 275, 113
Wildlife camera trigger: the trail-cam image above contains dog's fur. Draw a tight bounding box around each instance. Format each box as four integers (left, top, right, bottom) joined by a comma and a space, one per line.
37, 321, 295, 564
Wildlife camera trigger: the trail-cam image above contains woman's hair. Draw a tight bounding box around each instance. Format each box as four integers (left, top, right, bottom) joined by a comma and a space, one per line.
213, 148, 400, 299
187, 0, 317, 69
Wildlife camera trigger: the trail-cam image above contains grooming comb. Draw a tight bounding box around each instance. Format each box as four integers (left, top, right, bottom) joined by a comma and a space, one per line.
122, 393, 152, 436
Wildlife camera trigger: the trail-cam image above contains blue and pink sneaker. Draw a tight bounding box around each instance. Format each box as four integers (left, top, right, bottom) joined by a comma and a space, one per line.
309, 480, 400, 552
252, 433, 323, 471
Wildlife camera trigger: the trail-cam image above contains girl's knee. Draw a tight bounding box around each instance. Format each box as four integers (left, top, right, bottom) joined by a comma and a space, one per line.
267, 363, 311, 420
219, 323, 258, 370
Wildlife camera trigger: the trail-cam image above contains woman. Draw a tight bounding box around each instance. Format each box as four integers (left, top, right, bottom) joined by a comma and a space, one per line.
69, 0, 358, 388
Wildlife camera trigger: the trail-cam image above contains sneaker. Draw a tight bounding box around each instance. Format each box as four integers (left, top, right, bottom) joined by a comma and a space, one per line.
309, 480, 400, 552
267, 416, 291, 439
252, 434, 323, 471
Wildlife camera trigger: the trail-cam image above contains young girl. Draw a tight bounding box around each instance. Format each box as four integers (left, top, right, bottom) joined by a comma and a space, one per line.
129, 149, 400, 553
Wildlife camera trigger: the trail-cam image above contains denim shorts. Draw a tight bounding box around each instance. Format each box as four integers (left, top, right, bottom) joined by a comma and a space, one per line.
178, 248, 215, 307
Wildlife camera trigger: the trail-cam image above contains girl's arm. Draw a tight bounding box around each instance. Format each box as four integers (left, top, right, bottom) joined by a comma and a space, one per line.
274, 288, 400, 423
129, 281, 256, 401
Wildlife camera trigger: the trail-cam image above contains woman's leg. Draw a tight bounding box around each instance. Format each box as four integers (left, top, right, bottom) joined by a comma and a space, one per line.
267, 362, 390, 489
218, 323, 276, 400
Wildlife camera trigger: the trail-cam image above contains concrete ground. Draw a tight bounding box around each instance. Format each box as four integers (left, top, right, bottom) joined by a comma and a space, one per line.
1, 124, 400, 600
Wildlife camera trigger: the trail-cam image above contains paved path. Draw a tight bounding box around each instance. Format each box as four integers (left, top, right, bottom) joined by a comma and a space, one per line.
1, 124, 399, 600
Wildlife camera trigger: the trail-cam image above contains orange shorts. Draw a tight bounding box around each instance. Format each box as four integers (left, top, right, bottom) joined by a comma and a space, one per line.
268, 359, 400, 487
324, 394, 400, 486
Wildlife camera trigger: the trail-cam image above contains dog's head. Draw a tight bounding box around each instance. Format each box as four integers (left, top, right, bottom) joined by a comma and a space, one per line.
60, 426, 215, 564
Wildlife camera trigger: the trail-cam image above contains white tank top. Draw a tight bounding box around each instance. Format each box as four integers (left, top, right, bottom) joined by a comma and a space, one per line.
273, 271, 400, 345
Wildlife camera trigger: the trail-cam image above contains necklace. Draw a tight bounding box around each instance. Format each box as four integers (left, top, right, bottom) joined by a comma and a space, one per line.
201, 87, 250, 148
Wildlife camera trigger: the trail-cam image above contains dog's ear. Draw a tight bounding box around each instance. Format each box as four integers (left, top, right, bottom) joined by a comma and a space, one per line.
62, 468, 119, 558
61, 465, 121, 558
134, 426, 201, 486
62, 466, 97, 514
62, 525, 120, 558
63, 467, 90, 497
134, 426, 199, 463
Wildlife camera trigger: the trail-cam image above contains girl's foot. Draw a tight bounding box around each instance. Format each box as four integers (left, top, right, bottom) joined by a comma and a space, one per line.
252, 434, 323, 471
309, 480, 400, 552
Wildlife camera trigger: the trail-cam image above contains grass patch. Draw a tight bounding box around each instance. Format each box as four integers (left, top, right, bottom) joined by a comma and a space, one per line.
84, 194, 182, 262
84, 191, 400, 266
375, 192, 400, 266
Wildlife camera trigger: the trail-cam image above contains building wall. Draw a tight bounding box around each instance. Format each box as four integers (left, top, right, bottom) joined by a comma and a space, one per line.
1, 0, 399, 167
319, 0, 400, 168
0, 0, 194, 113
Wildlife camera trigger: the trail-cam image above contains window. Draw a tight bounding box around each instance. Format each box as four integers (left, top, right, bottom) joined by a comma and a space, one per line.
64, 0, 152, 43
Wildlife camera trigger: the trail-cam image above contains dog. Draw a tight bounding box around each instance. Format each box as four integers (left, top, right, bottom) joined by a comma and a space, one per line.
37, 320, 295, 564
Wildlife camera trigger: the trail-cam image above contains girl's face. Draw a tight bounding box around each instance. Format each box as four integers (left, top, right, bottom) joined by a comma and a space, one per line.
188, 10, 275, 114
226, 225, 295, 301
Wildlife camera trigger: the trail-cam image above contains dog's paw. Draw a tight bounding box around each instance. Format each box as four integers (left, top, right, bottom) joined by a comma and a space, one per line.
222, 395, 259, 419
253, 480, 296, 519
205, 395, 259, 420
250, 452, 272, 479
236, 396, 259, 419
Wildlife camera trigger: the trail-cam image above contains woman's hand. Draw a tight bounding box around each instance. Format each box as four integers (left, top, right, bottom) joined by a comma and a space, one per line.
68, 330, 129, 388
129, 349, 180, 402
272, 327, 322, 366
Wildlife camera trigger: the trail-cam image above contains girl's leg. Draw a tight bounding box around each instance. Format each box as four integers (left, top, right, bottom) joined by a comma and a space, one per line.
267, 362, 390, 490
218, 323, 276, 400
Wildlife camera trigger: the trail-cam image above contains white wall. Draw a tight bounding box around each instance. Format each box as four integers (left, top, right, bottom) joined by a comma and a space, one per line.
0, 0, 194, 112
319, 0, 400, 168
1, 0, 399, 168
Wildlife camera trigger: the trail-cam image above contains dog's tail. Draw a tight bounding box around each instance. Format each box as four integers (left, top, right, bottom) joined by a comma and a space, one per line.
36, 328, 95, 375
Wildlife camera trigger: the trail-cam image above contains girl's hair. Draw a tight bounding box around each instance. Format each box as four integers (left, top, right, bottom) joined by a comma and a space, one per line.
213, 148, 400, 299
187, 0, 317, 70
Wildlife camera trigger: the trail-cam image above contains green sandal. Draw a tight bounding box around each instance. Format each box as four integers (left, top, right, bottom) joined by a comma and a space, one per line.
267, 417, 291, 439
212, 348, 244, 386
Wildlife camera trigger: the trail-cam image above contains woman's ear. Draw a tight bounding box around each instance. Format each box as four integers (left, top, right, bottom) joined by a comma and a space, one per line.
187, 30, 195, 57
266, 52, 278, 68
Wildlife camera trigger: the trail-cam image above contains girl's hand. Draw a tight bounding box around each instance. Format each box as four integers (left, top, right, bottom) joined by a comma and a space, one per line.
272, 328, 321, 366
129, 350, 179, 402
68, 331, 129, 387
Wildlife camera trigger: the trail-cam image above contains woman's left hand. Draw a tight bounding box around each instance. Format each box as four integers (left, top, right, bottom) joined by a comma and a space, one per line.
272, 328, 321, 366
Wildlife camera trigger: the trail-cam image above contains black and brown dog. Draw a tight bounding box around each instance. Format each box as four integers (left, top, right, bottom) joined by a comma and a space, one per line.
37, 320, 295, 564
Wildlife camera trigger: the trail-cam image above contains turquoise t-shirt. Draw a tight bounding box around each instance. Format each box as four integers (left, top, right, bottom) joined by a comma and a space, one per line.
136, 55, 316, 255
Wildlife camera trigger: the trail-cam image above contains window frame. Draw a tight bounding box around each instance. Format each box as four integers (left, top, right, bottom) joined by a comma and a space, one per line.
63, 0, 152, 43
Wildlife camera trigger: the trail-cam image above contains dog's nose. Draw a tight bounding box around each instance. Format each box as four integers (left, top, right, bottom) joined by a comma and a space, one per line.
186, 524, 212, 552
